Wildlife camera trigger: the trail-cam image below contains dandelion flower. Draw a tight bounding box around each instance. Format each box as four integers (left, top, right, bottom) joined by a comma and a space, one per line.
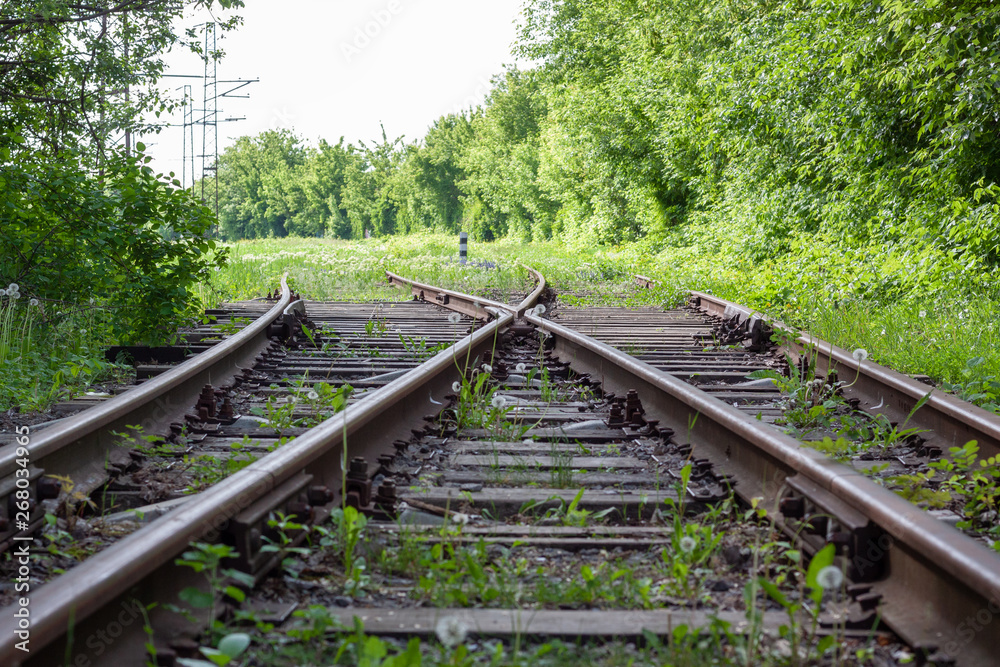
482, 363, 492, 373
435, 616, 468, 647
515, 363, 526, 373
816, 565, 843, 590
852, 348, 868, 362
679, 536, 697, 553
448, 312, 461, 324
491, 395, 507, 409
452, 381, 462, 393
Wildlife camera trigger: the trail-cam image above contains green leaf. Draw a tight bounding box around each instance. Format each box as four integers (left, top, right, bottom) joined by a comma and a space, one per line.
178, 587, 214, 609
217, 632, 251, 658
805, 543, 836, 605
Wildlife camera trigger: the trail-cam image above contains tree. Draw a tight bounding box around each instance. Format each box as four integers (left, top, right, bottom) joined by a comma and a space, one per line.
1, 1, 243, 343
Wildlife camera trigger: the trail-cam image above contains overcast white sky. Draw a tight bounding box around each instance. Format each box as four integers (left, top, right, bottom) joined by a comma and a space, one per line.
145, 0, 527, 183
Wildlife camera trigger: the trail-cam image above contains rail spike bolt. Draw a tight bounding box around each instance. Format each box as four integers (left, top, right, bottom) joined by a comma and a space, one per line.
307, 485, 335, 506
37, 477, 62, 500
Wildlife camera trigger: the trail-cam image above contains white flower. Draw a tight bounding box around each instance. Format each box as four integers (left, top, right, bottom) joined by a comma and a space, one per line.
482, 363, 492, 373
448, 312, 461, 324
852, 348, 868, 362
452, 381, 462, 393
816, 565, 843, 590
491, 395, 507, 409
435, 616, 468, 647
515, 363, 526, 373
679, 536, 696, 553
28, 298, 39, 307
919, 310, 926, 318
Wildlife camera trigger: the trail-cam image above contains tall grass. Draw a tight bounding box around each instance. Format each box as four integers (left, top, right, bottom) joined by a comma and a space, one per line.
0, 290, 127, 412
201, 233, 1000, 413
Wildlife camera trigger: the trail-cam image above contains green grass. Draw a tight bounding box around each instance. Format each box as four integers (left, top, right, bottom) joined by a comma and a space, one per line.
199, 232, 1000, 413
0, 294, 132, 412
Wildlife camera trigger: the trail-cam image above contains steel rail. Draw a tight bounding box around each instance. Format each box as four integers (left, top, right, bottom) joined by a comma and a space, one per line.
385, 270, 508, 320
386, 264, 545, 319
526, 310, 1000, 666
0, 279, 295, 554
690, 291, 1000, 458
1, 307, 514, 665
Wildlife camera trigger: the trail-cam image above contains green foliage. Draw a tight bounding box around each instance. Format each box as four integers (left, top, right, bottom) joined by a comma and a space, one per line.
1, 2, 237, 344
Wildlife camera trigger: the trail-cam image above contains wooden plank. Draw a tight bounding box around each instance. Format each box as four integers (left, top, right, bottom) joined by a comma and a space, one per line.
371, 524, 673, 537
448, 442, 622, 454
460, 428, 625, 442
401, 487, 681, 519
440, 470, 662, 487
451, 455, 645, 470
324, 608, 790, 637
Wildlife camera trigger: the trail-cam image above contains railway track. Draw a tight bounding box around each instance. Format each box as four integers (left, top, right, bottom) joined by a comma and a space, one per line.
1, 269, 999, 666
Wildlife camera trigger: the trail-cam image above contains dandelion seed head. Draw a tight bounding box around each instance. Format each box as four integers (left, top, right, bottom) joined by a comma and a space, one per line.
0, 289, 6, 297
448, 312, 461, 324
515, 363, 526, 373
852, 348, 868, 362
482, 363, 492, 373
451, 512, 470, 526
435, 616, 468, 647
919, 310, 926, 318
679, 536, 697, 553
816, 565, 843, 590
452, 381, 462, 393
7, 283, 18, 292
306, 391, 319, 400
491, 395, 507, 409
8, 291, 19, 300
28, 298, 39, 307
533, 304, 547, 316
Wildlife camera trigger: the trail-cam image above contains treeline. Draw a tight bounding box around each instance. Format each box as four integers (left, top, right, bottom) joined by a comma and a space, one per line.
212, 0, 1000, 271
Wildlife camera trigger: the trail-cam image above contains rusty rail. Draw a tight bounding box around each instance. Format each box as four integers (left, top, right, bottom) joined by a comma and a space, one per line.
690, 291, 1000, 459
386, 264, 545, 319
526, 308, 1000, 666
0, 279, 296, 556
0, 301, 514, 664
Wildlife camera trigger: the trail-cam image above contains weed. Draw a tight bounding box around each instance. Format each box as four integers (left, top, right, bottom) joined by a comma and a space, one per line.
173, 542, 255, 641
320, 506, 370, 595
213, 316, 251, 337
